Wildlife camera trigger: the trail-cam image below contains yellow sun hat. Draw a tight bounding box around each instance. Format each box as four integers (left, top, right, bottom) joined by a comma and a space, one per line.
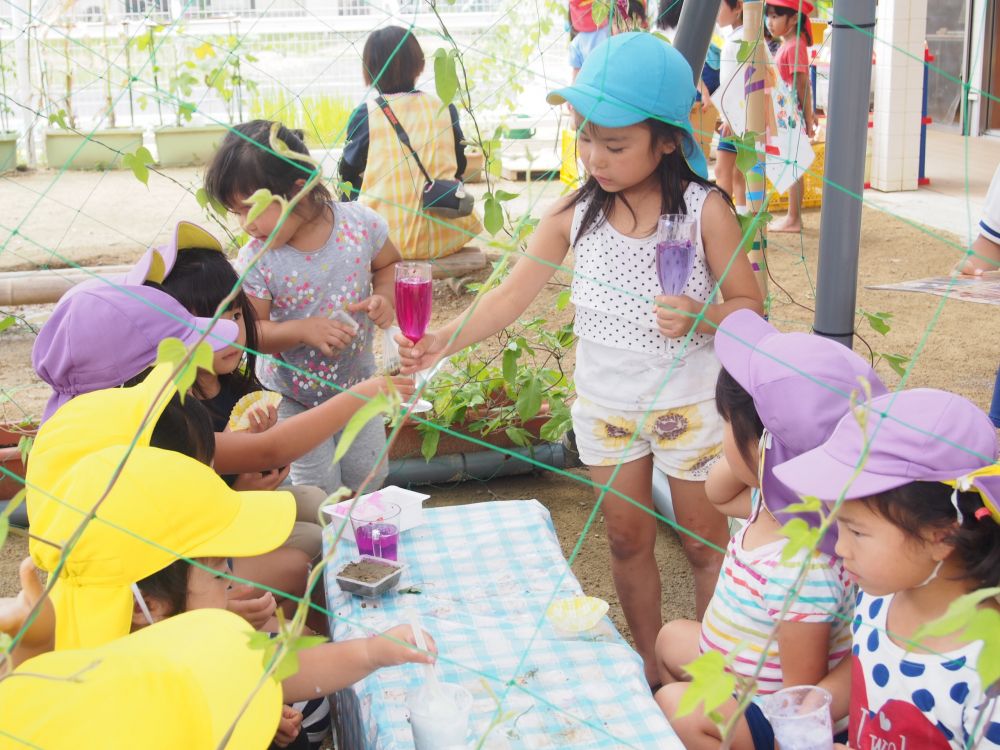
29, 445, 294, 650
0, 608, 281, 749
26, 362, 179, 500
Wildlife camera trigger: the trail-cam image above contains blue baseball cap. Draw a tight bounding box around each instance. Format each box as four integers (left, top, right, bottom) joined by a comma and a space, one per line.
547, 32, 707, 180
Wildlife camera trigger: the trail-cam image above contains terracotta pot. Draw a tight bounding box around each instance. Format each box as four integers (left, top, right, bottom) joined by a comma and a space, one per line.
0, 422, 36, 501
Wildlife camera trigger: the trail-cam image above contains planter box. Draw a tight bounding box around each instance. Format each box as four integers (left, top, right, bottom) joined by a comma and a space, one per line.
389, 409, 550, 461
0, 131, 17, 173
46, 128, 144, 170
0, 422, 35, 502
154, 125, 228, 167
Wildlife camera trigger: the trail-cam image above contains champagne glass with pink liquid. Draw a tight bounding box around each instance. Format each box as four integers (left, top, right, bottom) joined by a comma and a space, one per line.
654, 214, 697, 368
395, 262, 434, 412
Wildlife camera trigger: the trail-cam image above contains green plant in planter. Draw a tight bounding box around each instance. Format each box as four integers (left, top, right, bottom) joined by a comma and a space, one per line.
414, 315, 576, 461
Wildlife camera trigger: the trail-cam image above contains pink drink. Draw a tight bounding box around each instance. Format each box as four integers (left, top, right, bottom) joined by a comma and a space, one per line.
656, 240, 696, 296
354, 522, 399, 560
396, 276, 433, 342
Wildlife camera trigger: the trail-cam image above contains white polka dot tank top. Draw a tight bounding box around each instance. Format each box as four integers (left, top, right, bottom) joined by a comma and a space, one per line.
570, 181, 717, 358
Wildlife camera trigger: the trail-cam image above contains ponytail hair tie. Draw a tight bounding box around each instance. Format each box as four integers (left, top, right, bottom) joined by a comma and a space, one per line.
975, 506, 992, 522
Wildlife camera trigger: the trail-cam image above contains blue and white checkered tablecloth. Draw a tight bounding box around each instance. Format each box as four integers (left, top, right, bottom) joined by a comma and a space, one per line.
322, 499, 682, 750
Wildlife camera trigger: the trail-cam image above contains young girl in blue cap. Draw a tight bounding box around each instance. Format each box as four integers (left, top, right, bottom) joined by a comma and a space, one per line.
398, 32, 763, 685
774, 389, 1000, 750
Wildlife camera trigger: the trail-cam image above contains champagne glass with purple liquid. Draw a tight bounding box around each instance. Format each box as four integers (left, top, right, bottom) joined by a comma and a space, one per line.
654, 214, 697, 367
395, 262, 434, 412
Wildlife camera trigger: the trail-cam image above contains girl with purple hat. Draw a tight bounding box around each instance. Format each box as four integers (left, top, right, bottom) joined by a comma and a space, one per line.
653, 310, 886, 748
773, 389, 1000, 750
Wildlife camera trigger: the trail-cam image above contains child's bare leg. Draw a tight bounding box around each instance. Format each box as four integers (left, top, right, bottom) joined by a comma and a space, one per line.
589, 456, 662, 686
770, 178, 804, 233
715, 150, 736, 197
655, 683, 756, 750
655, 618, 701, 685
667, 475, 727, 619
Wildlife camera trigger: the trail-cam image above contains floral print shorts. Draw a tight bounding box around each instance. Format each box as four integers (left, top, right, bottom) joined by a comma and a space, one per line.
570, 395, 723, 480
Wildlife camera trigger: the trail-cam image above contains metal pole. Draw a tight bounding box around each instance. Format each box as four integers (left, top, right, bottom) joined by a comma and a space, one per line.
13, 2, 34, 166
671, 0, 723, 86
813, 0, 876, 347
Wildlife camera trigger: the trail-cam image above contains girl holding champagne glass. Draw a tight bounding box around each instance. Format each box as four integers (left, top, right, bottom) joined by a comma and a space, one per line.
397, 34, 762, 686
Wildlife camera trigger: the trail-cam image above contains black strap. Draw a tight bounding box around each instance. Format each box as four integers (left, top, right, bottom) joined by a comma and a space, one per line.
375, 95, 434, 184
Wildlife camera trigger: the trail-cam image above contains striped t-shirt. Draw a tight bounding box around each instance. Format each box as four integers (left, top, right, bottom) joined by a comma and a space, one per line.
699, 511, 855, 694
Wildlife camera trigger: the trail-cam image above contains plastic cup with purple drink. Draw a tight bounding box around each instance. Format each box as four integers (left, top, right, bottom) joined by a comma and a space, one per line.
350, 501, 401, 561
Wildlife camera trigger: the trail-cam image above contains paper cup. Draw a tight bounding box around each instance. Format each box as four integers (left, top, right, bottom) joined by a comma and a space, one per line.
408, 682, 472, 749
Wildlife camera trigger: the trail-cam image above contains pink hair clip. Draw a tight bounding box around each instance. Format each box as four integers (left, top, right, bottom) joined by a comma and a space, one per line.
974, 506, 992, 522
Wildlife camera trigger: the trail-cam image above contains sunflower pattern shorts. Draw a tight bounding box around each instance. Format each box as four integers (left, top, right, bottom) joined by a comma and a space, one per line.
570, 395, 724, 480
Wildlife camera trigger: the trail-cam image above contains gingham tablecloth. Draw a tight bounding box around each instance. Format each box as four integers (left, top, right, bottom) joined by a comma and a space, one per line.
323, 499, 682, 750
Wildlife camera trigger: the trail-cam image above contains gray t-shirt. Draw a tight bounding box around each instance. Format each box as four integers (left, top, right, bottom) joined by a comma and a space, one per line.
236, 201, 389, 407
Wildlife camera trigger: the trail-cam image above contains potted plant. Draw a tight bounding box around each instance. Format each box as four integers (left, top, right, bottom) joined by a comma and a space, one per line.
45, 12, 144, 170
0, 34, 18, 173
151, 22, 251, 167
389, 316, 575, 461
0, 420, 34, 502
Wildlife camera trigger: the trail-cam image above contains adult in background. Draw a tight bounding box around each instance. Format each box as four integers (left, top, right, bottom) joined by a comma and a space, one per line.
339, 26, 483, 261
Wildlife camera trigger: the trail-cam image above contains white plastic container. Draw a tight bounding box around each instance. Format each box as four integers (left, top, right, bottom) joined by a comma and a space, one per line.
322, 485, 429, 532
408, 682, 472, 749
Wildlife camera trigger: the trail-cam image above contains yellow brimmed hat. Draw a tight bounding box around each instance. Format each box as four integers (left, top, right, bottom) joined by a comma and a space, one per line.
29, 445, 294, 650
27, 362, 178, 499
0, 608, 281, 749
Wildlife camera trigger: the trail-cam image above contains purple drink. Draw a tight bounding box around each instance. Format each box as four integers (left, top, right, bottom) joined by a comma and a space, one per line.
396, 276, 433, 342
655, 239, 696, 296
354, 522, 399, 561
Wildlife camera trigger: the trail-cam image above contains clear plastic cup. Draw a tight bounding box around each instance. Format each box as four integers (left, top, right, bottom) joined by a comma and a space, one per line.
762, 685, 834, 750
408, 682, 472, 749
350, 501, 401, 561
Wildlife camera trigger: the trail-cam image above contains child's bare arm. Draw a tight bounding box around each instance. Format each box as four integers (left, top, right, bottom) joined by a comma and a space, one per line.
212, 376, 415, 474
282, 625, 435, 703
348, 238, 401, 329
776, 620, 833, 686
818, 654, 852, 722
705, 456, 753, 518
249, 295, 356, 356
0, 559, 55, 672
397, 197, 575, 372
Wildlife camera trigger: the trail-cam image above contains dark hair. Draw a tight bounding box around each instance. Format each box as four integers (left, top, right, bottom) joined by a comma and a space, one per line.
766, 5, 812, 45
655, 0, 682, 30
136, 556, 227, 618
866, 483, 1000, 589
123, 368, 217, 465
715, 368, 764, 469
203, 119, 332, 214
362, 26, 425, 95
722, 0, 740, 8
156, 248, 264, 409
615, 0, 648, 28
567, 117, 729, 241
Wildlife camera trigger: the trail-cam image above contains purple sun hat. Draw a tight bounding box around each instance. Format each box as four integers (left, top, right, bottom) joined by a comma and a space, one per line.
33, 284, 238, 423
715, 310, 888, 556
774, 388, 999, 502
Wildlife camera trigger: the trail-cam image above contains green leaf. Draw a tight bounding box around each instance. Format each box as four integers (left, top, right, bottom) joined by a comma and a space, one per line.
0, 315, 15, 333
591, 0, 610, 27
539, 407, 573, 442
734, 133, 760, 176
155, 338, 214, 402
676, 651, 736, 718
273, 634, 328, 681
0, 489, 26, 550
914, 587, 1000, 642
244, 188, 285, 225
494, 189, 519, 202
122, 146, 154, 186
48, 109, 69, 130
515, 376, 542, 422
433, 49, 459, 106
555, 289, 571, 311
193, 41, 215, 59
335, 392, 394, 463
502, 347, 519, 385
505, 426, 532, 447
736, 40, 755, 63
17, 436, 33, 465
778, 517, 821, 562
484, 195, 503, 235
878, 352, 910, 377
420, 427, 440, 462
962, 609, 1000, 690
862, 310, 893, 335
781, 495, 823, 514
177, 101, 197, 122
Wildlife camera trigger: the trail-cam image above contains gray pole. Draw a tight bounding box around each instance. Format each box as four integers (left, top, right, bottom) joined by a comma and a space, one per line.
671, 0, 723, 86
813, 0, 877, 347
